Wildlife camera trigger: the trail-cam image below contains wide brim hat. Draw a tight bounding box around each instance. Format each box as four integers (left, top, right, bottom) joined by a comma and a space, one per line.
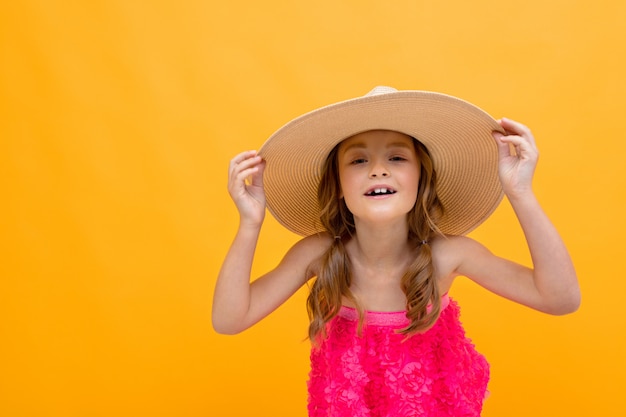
258, 86, 504, 237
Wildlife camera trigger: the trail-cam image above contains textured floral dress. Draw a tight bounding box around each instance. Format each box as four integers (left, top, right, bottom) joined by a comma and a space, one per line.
308, 294, 489, 417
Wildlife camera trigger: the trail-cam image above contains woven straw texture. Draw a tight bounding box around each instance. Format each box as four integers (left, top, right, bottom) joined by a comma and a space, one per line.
259, 89, 504, 237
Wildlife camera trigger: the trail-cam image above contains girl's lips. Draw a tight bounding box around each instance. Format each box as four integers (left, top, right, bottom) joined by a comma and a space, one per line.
364, 185, 397, 196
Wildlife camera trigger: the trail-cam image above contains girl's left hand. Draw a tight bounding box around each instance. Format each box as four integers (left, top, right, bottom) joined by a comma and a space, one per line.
492, 118, 538, 198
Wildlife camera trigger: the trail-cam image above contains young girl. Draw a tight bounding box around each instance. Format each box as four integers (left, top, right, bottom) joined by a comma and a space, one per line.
212, 87, 580, 416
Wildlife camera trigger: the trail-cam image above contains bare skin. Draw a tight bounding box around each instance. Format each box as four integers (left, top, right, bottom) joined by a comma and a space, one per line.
212, 118, 580, 334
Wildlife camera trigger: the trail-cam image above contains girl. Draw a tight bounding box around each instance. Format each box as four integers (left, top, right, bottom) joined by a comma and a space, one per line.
212, 87, 579, 416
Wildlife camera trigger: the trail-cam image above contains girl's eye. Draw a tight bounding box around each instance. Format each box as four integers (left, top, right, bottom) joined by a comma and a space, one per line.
351, 158, 367, 164
390, 156, 407, 161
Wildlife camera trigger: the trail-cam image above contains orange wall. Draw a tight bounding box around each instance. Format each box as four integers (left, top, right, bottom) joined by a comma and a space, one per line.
1, 1, 625, 416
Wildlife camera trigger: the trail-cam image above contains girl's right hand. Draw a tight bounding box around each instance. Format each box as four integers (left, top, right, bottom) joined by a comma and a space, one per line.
228, 150, 266, 228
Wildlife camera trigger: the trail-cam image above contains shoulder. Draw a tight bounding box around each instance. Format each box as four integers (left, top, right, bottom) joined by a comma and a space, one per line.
431, 234, 485, 254
430, 235, 491, 283
292, 232, 334, 253
281, 232, 333, 278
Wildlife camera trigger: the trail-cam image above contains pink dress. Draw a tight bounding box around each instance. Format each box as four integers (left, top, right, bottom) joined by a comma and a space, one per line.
308, 294, 489, 417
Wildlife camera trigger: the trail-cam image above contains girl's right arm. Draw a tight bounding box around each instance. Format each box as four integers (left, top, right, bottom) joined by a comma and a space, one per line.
212, 151, 329, 334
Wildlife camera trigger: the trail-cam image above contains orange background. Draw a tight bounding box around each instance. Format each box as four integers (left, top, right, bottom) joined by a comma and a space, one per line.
1, 1, 625, 416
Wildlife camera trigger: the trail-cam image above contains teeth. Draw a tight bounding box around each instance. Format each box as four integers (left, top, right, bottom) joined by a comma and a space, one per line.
368, 188, 394, 196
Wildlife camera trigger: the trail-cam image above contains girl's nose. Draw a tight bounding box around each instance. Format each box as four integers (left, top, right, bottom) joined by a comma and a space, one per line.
369, 162, 389, 178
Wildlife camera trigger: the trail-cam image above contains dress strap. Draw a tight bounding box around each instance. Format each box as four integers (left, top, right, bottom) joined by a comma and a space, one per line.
441, 292, 450, 310
338, 293, 450, 326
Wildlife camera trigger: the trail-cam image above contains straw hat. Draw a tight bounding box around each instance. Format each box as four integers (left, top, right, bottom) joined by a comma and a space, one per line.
258, 86, 504, 237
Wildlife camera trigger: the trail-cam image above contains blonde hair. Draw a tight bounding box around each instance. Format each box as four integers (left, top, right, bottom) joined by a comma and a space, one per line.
306, 137, 444, 343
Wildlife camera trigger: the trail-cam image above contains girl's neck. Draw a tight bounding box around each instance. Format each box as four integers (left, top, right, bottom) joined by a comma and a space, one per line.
348, 220, 412, 270
344, 221, 413, 311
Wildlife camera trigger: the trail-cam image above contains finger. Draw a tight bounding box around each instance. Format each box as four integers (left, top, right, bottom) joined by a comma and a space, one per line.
228, 156, 262, 192
499, 118, 528, 133
496, 133, 538, 161
230, 153, 262, 177
229, 150, 259, 174
248, 159, 266, 187
496, 130, 535, 150
231, 166, 263, 194
499, 118, 536, 145
234, 165, 261, 181
230, 150, 258, 166
492, 131, 514, 159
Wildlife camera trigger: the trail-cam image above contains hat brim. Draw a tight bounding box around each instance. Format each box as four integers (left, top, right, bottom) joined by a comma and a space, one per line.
259, 89, 504, 237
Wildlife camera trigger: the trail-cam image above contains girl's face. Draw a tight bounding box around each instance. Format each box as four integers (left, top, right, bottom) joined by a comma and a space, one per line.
337, 130, 420, 227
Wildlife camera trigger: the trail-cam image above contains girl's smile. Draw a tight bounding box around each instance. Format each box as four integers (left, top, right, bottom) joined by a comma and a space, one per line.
364, 185, 397, 198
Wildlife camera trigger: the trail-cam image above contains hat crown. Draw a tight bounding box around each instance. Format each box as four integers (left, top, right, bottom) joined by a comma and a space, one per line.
366, 86, 398, 96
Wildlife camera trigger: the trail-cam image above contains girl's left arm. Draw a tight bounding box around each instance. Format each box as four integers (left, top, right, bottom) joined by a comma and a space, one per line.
448, 118, 580, 314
